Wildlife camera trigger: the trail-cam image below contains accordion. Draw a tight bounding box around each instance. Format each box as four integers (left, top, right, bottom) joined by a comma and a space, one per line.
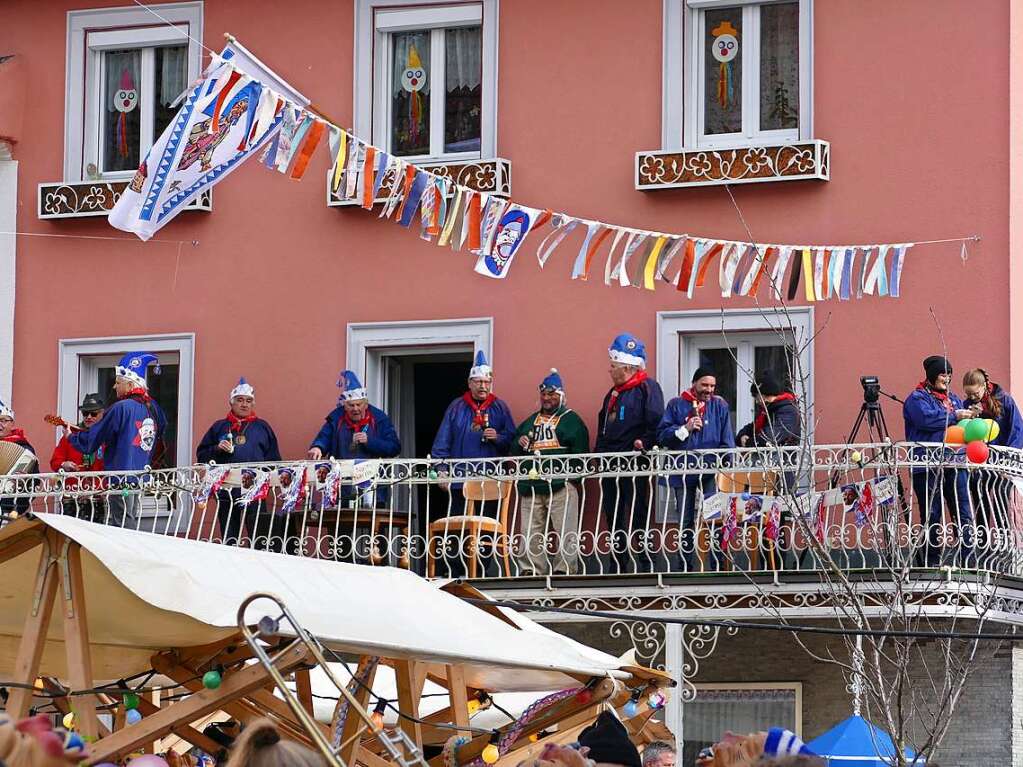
0, 441, 37, 475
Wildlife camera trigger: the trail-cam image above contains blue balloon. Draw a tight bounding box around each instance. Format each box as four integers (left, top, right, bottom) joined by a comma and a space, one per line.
126, 708, 143, 725
623, 700, 639, 717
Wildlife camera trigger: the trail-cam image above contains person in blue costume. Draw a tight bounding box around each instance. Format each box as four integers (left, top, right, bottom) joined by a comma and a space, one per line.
903, 355, 976, 565
595, 333, 665, 574
309, 370, 401, 562
430, 350, 515, 575
658, 366, 735, 571
197, 377, 284, 550
70, 352, 167, 527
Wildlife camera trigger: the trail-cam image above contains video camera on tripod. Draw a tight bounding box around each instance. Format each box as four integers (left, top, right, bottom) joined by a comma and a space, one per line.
860, 375, 881, 405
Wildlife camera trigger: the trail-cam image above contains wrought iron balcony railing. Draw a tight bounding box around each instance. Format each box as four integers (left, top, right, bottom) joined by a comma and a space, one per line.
2, 443, 1021, 579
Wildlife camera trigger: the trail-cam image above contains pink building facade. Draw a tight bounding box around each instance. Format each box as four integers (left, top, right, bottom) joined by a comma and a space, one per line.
2, 0, 1021, 465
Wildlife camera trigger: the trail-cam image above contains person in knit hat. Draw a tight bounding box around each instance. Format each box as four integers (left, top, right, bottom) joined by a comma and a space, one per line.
197, 377, 282, 550
903, 354, 975, 565
578, 712, 641, 767
657, 366, 735, 571
736, 371, 801, 448
595, 333, 665, 574
513, 368, 590, 576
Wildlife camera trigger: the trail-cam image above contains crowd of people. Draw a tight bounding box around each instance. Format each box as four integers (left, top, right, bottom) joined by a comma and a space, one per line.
1, 339, 1021, 573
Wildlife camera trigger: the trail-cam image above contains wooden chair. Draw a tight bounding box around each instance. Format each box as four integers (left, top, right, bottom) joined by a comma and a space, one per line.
696, 470, 779, 572
307, 508, 411, 567
428, 479, 513, 578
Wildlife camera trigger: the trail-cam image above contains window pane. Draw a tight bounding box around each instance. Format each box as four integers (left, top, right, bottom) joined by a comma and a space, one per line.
759, 1, 799, 131
683, 689, 796, 767
391, 31, 431, 156
155, 45, 188, 139
697, 347, 738, 430
754, 344, 795, 393
444, 26, 482, 153
703, 8, 742, 136
102, 49, 142, 173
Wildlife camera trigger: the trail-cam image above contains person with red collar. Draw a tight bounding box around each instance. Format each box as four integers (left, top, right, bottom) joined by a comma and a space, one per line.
903, 355, 974, 565
596, 333, 665, 573
736, 371, 801, 448
0, 398, 37, 515
197, 377, 281, 548
658, 366, 734, 570
49, 393, 106, 520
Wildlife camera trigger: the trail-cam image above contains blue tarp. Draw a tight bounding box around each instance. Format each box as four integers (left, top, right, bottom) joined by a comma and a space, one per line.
806, 715, 923, 767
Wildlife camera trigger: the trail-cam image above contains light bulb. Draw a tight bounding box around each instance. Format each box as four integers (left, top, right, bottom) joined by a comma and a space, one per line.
62, 712, 75, 730
482, 743, 500, 764
126, 708, 142, 725
371, 711, 385, 730
647, 692, 666, 710
575, 688, 593, 704
202, 670, 222, 690
123, 692, 140, 710
467, 699, 481, 715
33, 678, 44, 691
623, 700, 639, 717
527, 468, 538, 480
529, 733, 539, 743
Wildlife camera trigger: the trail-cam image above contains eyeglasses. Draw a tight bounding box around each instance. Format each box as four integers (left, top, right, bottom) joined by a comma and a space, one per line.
82, 411, 102, 418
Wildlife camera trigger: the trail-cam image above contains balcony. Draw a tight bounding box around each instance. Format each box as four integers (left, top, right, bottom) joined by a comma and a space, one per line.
635, 139, 830, 190
37, 180, 212, 220
327, 157, 511, 208
5, 443, 1020, 592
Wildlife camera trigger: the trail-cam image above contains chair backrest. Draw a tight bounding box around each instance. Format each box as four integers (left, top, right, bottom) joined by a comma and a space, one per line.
463, 479, 511, 502
717, 470, 778, 495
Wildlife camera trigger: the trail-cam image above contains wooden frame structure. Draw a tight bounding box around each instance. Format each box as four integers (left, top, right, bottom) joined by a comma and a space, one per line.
0, 519, 671, 767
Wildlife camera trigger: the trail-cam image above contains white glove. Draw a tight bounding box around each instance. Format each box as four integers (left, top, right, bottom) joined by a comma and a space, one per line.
674, 425, 690, 442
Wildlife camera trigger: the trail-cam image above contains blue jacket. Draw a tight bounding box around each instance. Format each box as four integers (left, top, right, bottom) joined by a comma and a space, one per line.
963, 384, 1023, 449
903, 387, 963, 444
595, 377, 665, 452
658, 394, 735, 486
311, 405, 401, 460
430, 396, 515, 461
70, 395, 167, 472
197, 418, 281, 464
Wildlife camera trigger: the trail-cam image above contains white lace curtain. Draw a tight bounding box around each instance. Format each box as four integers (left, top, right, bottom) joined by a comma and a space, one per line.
104, 45, 188, 111
391, 27, 481, 97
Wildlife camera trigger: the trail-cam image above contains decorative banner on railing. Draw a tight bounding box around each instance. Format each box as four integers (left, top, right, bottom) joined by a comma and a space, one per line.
192, 464, 230, 508
109, 37, 979, 300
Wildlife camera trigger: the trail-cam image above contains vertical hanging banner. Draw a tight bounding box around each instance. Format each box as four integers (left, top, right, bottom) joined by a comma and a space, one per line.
473, 205, 542, 279
109, 40, 310, 240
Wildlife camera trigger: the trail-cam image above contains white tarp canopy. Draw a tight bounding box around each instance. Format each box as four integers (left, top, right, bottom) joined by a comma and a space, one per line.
0, 516, 630, 691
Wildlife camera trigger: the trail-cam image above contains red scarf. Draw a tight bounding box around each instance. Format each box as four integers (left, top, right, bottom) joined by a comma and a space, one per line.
681, 388, 707, 419
123, 387, 152, 403
226, 411, 258, 433
754, 392, 797, 431
343, 411, 375, 432
606, 370, 648, 413
0, 428, 28, 445
462, 392, 497, 428
917, 381, 953, 413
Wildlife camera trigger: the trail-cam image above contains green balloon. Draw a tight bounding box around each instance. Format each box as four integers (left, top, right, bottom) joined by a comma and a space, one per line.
202, 670, 222, 690
963, 419, 989, 443
122, 692, 140, 710
957, 418, 973, 430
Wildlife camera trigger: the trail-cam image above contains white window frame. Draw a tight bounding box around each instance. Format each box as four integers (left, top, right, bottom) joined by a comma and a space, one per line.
662, 0, 812, 151
656, 307, 814, 439
347, 318, 493, 406
354, 0, 499, 163
65, 2, 204, 182
692, 682, 803, 735
56, 332, 195, 471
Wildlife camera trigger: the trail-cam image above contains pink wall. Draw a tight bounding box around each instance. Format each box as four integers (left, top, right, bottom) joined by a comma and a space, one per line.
2, 0, 1011, 460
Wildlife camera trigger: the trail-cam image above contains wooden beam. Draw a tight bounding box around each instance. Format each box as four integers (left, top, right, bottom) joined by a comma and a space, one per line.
394, 660, 423, 751
358, 744, 394, 767
59, 538, 100, 741
86, 642, 312, 765
295, 668, 314, 717
134, 696, 224, 756
445, 665, 470, 739
493, 721, 593, 767
6, 530, 58, 718
0, 519, 44, 566
337, 655, 378, 766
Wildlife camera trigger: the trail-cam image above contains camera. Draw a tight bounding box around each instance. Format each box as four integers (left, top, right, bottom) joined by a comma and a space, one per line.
860, 375, 881, 404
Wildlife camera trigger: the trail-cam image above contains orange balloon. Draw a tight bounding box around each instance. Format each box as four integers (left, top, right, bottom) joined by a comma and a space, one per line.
945, 425, 965, 444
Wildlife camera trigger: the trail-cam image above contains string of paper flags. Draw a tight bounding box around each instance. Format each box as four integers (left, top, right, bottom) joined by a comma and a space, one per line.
110, 38, 979, 301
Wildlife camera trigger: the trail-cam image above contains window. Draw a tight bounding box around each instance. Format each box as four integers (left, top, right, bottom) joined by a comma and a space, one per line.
65, 3, 203, 182
684, 684, 801, 767
355, 1, 498, 162
662, 0, 812, 151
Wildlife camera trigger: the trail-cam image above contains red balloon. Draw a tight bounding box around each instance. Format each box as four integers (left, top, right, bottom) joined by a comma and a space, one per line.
966, 440, 990, 464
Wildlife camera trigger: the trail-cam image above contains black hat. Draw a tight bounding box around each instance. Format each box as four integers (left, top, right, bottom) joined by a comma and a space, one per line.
751, 371, 783, 397
78, 393, 105, 413
691, 366, 717, 383
923, 355, 952, 383
578, 712, 641, 767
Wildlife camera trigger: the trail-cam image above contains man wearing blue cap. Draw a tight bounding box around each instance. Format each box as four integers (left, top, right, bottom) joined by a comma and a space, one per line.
595, 333, 664, 573
513, 369, 590, 575
197, 378, 282, 549
70, 351, 167, 526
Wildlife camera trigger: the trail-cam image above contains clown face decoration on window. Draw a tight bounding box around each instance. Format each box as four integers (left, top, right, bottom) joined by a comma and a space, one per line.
400, 58, 427, 93
711, 20, 740, 109
114, 68, 138, 113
